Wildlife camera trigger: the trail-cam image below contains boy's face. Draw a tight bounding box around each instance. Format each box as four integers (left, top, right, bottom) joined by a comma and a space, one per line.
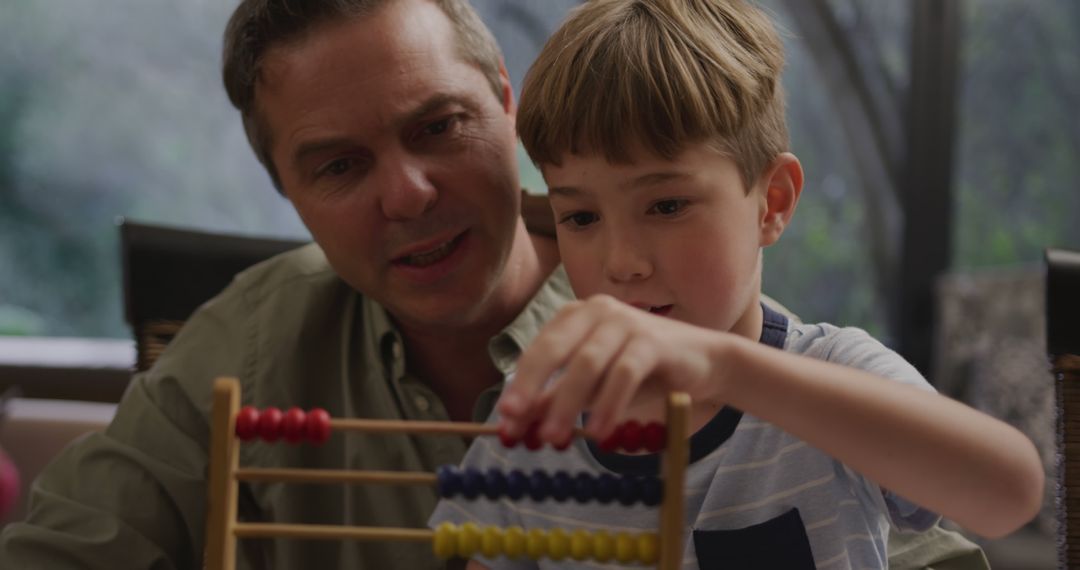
545, 144, 779, 338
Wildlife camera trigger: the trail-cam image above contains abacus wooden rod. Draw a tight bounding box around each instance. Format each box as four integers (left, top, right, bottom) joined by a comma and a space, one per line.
328, 417, 591, 439
234, 523, 434, 543
658, 392, 690, 570
236, 467, 437, 486
205, 377, 242, 570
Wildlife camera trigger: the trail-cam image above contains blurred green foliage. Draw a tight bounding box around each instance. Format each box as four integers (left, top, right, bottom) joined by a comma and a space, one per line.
0, 0, 1076, 342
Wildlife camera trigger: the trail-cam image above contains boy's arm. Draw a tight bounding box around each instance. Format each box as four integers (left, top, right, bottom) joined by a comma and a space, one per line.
498, 296, 1044, 540
718, 332, 1042, 539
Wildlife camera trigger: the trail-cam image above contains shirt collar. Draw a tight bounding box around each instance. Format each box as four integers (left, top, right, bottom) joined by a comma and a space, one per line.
362, 264, 574, 385
487, 265, 574, 376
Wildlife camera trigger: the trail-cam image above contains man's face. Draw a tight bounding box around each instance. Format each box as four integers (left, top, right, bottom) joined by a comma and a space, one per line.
545, 144, 769, 338
257, 0, 522, 331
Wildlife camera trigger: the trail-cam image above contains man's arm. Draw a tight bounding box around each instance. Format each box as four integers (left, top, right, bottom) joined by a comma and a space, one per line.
0, 375, 213, 569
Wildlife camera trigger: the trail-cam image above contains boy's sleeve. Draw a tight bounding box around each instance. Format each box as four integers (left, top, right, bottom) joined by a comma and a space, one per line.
816, 326, 944, 532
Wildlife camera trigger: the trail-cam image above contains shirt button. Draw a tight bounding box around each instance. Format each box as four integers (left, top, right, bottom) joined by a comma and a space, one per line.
414, 395, 431, 412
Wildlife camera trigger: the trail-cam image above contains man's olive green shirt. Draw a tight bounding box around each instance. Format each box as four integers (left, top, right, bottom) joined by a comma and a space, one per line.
0, 244, 987, 569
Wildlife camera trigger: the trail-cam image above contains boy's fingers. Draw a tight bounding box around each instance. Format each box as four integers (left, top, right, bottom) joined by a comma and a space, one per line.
587, 336, 658, 439
499, 303, 594, 436
539, 321, 628, 443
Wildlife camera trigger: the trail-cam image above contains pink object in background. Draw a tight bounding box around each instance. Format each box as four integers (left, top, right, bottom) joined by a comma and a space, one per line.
0, 450, 18, 522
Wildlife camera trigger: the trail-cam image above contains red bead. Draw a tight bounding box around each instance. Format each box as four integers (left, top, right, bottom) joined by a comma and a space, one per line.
235, 406, 260, 441
523, 422, 543, 451
498, 425, 519, 448
620, 420, 643, 452
598, 429, 621, 453
642, 422, 666, 453
306, 408, 331, 445
281, 407, 307, 444
552, 433, 572, 451
257, 407, 283, 442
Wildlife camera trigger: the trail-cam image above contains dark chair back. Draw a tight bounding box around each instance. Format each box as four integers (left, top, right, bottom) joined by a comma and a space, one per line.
120, 220, 307, 371
1048, 247, 1080, 568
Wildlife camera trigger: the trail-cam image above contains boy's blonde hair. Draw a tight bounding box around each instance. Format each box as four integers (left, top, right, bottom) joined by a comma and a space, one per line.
517, 0, 788, 191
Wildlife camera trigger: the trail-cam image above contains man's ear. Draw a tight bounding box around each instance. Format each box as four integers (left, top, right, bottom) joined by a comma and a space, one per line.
758, 152, 803, 247
498, 59, 515, 115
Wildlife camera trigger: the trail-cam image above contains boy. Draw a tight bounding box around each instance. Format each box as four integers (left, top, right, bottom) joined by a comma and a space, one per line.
429, 0, 1043, 567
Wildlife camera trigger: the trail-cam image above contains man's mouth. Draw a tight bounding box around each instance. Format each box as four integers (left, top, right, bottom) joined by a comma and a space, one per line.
396, 233, 463, 267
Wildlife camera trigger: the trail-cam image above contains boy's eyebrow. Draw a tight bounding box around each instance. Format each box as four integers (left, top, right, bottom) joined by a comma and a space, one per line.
625, 171, 690, 189
548, 185, 583, 197
549, 171, 690, 197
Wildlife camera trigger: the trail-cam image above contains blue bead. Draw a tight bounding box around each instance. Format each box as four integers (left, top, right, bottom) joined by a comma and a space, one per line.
436, 465, 461, 498
550, 471, 572, 502
484, 468, 507, 500
617, 475, 641, 506
641, 476, 663, 506
528, 470, 551, 501
595, 473, 618, 504
505, 469, 528, 501
573, 472, 594, 503
462, 467, 485, 500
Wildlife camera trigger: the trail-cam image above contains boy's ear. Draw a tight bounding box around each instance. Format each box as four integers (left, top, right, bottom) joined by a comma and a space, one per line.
499, 59, 515, 116
758, 152, 803, 247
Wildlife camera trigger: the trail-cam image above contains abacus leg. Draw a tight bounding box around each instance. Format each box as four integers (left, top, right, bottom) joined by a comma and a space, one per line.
205, 377, 242, 570
658, 392, 689, 570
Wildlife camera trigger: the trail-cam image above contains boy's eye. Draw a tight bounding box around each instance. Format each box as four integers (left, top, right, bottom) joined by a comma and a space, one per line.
560, 211, 598, 228
648, 199, 688, 216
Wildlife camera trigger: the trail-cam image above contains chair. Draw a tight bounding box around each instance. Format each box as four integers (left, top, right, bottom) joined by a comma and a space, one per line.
1047, 247, 1080, 568
120, 220, 307, 371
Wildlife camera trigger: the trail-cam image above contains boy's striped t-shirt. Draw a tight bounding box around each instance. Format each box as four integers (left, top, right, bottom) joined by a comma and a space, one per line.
428, 305, 940, 569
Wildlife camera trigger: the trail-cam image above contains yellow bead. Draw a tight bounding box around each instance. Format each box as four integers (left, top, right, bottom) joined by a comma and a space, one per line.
503, 526, 526, 559
592, 530, 614, 562
458, 522, 481, 558
569, 529, 592, 561
481, 526, 503, 558
615, 531, 636, 564
547, 528, 569, 561
637, 532, 659, 564
526, 528, 547, 560
432, 522, 457, 559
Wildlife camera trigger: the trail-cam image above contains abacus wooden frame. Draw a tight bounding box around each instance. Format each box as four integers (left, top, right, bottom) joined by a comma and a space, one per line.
204, 376, 690, 570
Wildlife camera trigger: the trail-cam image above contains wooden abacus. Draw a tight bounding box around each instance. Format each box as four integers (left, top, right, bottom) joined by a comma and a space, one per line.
204, 377, 689, 569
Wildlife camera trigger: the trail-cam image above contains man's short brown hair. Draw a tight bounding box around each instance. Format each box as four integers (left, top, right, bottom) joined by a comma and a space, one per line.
221, 0, 503, 191
517, 0, 788, 191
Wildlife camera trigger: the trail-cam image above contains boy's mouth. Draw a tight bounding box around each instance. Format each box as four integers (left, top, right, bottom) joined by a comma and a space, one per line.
643, 304, 673, 317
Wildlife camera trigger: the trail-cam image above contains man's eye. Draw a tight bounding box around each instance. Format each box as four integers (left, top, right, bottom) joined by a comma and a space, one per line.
649, 199, 687, 216
317, 158, 355, 178
422, 118, 451, 136
560, 211, 598, 228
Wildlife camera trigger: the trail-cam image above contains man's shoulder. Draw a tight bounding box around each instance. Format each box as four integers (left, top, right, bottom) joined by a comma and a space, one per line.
178, 242, 355, 351
228, 242, 340, 301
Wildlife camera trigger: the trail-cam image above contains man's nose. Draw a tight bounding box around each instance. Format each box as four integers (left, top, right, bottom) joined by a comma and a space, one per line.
376, 157, 437, 220
603, 231, 653, 282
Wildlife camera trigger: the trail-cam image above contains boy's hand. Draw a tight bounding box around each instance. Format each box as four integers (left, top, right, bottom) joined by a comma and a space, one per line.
497, 294, 734, 445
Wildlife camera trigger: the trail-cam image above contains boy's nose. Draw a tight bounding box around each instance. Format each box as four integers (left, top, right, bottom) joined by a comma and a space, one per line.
604, 235, 653, 282
376, 157, 437, 220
